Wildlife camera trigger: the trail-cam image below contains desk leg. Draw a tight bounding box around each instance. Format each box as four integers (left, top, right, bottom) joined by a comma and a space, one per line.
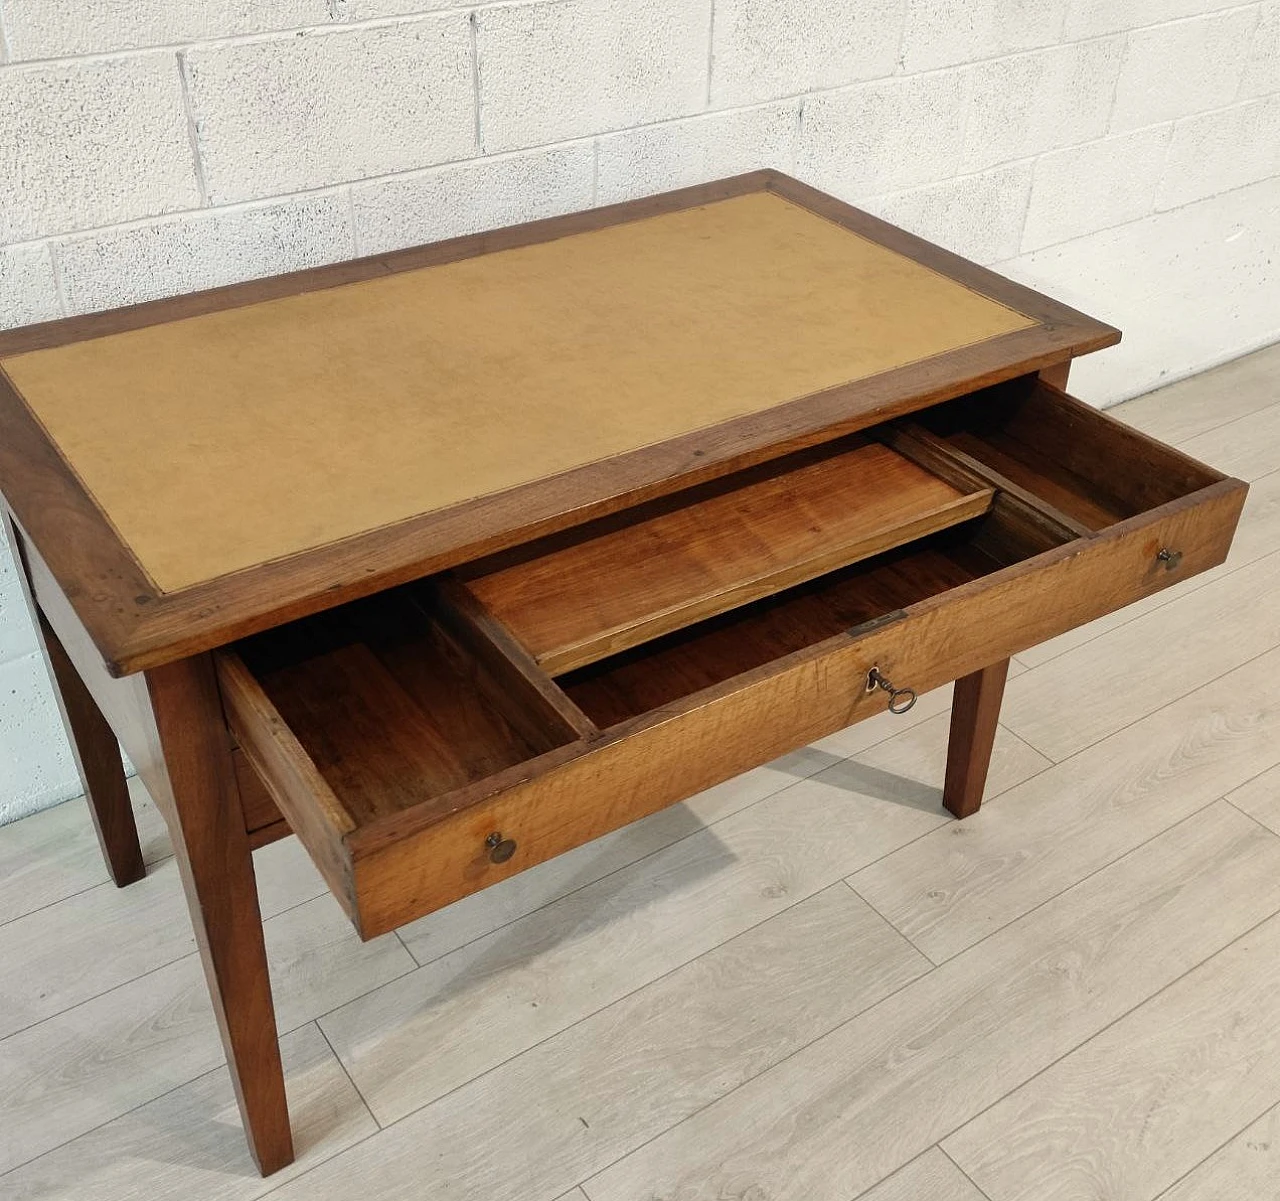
147, 657, 294, 1175
944, 659, 1010, 819
34, 610, 146, 887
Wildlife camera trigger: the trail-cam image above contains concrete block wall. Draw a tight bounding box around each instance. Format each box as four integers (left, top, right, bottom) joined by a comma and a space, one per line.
1, 0, 1278, 820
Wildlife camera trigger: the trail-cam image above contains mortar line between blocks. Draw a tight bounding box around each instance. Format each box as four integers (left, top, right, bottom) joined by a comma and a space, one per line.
45, 240, 70, 317
468, 9, 483, 154
175, 50, 209, 207
704, 0, 716, 108
346, 184, 360, 257
17, 87, 1271, 252
4, 4, 1262, 73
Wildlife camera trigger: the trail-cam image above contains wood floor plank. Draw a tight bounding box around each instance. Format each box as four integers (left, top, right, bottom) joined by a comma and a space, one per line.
857, 1149, 989, 1201
1157, 1099, 1280, 1200
320, 713, 1045, 1126
581, 802, 1280, 1201
1227, 762, 1280, 836
1109, 342, 1280, 447
944, 910, 1280, 1201
376, 678, 985, 969
260, 894, 415, 1035
0, 892, 411, 1173
851, 645, 1280, 962
395, 750, 824, 966
1181, 395, 1280, 481
0, 1024, 376, 1200
1015, 464, 1280, 669
255, 885, 927, 1201
1003, 548, 1280, 762
0, 836, 330, 1040
0, 777, 169, 926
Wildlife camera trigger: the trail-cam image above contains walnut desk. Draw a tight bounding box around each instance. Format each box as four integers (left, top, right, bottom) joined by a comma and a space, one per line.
0, 172, 1246, 1173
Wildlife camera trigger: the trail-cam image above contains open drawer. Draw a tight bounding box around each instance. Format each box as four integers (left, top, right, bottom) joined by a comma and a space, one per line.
217, 377, 1247, 939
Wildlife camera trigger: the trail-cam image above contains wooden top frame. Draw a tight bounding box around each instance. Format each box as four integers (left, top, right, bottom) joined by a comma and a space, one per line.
0, 171, 1119, 676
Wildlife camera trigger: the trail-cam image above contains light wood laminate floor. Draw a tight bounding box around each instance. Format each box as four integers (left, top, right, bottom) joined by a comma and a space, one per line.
1, 343, 1278, 1201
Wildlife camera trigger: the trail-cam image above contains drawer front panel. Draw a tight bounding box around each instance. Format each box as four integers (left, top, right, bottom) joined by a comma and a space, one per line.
346, 479, 1244, 937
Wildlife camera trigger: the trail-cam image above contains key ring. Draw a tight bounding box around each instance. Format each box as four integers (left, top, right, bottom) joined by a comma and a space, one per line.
866, 666, 918, 714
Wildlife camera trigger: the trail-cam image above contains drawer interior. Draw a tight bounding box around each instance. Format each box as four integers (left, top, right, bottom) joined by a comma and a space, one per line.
230, 588, 594, 827
909, 377, 1223, 531
557, 509, 1040, 727
221, 372, 1236, 930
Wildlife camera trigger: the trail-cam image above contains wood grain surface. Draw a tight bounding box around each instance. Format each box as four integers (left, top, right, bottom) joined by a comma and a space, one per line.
466, 440, 992, 673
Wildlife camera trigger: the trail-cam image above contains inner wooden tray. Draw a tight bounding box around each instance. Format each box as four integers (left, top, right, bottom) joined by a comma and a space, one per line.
459, 438, 994, 674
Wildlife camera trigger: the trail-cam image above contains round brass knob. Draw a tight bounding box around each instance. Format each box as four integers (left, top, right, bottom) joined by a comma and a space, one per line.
485, 832, 517, 864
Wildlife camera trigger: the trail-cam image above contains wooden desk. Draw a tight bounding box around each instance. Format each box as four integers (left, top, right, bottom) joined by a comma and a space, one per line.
0, 171, 1246, 1174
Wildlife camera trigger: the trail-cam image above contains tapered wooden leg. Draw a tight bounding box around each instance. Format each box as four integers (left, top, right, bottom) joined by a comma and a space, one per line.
147, 657, 294, 1175
35, 611, 146, 886
5, 510, 145, 886
943, 659, 1010, 819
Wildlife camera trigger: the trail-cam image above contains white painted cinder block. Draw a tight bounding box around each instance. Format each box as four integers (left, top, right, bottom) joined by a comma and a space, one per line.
900, 0, 1066, 73
997, 174, 1280, 403
709, 0, 903, 108
0, 244, 61, 330
335, 0, 469, 19
0, 652, 78, 826
1064, 0, 1223, 39
596, 103, 798, 205
1022, 125, 1171, 252
1241, 2, 1280, 100
55, 194, 355, 315
1158, 95, 1280, 212
352, 144, 595, 256
962, 38, 1124, 172
869, 163, 1034, 265
796, 71, 970, 197
1, 0, 330, 60
0, 55, 199, 243
0, 544, 38, 666
1110, 7, 1261, 132
184, 17, 476, 204
476, 0, 711, 153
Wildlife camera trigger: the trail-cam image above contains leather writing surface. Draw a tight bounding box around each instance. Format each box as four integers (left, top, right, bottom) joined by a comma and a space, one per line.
2, 192, 1034, 593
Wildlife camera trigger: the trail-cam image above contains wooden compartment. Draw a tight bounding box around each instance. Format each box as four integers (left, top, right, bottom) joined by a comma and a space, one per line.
460, 438, 994, 674
557, 515, 1029, 728
218, 377, 1246, 939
